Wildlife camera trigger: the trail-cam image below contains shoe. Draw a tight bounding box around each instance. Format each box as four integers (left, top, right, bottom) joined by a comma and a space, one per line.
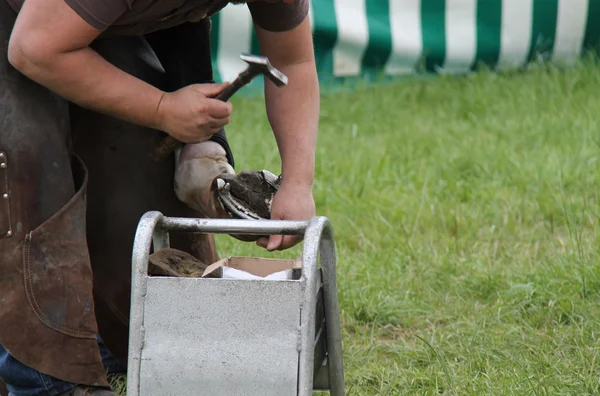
211, 170, 281, 242
59, 385, 116, 396
213, 170, 281, 221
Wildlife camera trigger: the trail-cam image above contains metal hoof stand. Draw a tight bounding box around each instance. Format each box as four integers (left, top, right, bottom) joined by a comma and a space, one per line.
126, 211, 345, 396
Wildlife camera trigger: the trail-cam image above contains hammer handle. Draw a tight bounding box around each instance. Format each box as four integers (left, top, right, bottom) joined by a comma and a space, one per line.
151, 69, 255, 161
214, 68, 254, 101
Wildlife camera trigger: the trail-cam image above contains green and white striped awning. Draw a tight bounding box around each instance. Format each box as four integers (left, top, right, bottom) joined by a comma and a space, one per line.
210, 0, 600, 90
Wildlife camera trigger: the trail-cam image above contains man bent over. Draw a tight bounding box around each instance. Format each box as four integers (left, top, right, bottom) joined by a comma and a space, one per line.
0, 0, 319, 394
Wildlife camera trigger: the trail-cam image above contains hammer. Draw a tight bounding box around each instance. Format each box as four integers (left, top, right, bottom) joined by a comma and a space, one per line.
151, 53, 288, 161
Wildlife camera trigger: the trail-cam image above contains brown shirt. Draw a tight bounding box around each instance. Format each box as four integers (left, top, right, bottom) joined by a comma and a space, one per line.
6, 0, 308, 36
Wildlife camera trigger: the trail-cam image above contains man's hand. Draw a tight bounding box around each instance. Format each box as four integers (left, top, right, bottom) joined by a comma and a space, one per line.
156, 83, 233, 144
256, 182, 316, 251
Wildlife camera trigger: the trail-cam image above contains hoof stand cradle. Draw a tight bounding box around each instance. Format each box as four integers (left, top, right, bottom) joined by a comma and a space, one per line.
126, 212, 345, 396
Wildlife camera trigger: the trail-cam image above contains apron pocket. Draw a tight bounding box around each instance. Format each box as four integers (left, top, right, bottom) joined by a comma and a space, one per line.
22, 155, 97, 339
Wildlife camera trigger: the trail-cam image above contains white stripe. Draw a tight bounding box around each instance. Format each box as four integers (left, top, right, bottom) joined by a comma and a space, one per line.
308, 0, 314, 30
216, 4, 253, 82
442, 0, 477, 73
385, 0, 422, 75
497, 0, 533, 70
553, 0, 588, 64
332, 0, 369, 76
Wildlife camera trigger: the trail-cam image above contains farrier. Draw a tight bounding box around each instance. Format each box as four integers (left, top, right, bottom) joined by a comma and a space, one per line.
0, 0, 319, 394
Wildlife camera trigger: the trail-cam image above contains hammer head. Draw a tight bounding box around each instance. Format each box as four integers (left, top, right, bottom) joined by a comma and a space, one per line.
240, 53, 288, 87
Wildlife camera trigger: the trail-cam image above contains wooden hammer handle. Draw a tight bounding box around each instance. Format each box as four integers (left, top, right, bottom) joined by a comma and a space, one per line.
150, 134, 183, 162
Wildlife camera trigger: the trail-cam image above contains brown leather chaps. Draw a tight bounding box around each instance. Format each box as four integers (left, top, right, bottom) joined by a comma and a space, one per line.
0, 2, 227, 387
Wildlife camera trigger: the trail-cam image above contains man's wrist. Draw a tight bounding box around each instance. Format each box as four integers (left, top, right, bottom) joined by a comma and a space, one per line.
279, 148, 315, 185
150, 91, 168, 131
280, 169, 314, 190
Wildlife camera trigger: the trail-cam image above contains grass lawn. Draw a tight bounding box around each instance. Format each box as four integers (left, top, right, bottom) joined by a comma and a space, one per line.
113, 58, 600, 395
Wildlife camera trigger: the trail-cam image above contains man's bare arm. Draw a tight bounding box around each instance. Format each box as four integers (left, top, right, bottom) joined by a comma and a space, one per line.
8, 0, 232, 142
8, 0, 167, 129
255, 16, 319, 189
254, 16, 319, 250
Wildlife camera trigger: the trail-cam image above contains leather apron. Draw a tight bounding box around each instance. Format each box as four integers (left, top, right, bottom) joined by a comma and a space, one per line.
0, 2, 224, 386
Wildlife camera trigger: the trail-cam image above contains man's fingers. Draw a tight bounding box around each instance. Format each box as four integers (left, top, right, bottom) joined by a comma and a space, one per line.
277, 235, 300, 251
205, 98, 233, 119
194, 82, 230, 98
256, 237, 269, 249
267, 235, 283, 251
208, 116, 231, 130
256, 234, 301, 251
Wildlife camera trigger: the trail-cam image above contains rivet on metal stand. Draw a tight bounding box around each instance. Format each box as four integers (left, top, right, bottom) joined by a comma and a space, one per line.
126, 212, 345, 396
0, 152, 11, 239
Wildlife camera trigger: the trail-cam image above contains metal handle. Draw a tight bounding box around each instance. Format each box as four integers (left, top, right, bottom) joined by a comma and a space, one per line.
214, 68, 252, 102
161, 217, 309, 235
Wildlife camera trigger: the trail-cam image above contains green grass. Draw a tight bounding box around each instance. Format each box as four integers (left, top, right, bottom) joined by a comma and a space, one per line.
113, 58, 600, 395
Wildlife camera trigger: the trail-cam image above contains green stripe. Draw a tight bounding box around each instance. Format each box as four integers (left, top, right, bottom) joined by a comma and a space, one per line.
210, 14, 222, 83
249, 25, 263, 90
474, 0, 502, 69
312, 0, 338, 81
421, 0, 446, 72
527, 0, 559, 62
250, 26, 261, 54
583, 0, 600, 52
361, 1, 392, 76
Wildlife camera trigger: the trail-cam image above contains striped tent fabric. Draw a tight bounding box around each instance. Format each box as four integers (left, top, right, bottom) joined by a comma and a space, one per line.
210, 0, 600, 91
